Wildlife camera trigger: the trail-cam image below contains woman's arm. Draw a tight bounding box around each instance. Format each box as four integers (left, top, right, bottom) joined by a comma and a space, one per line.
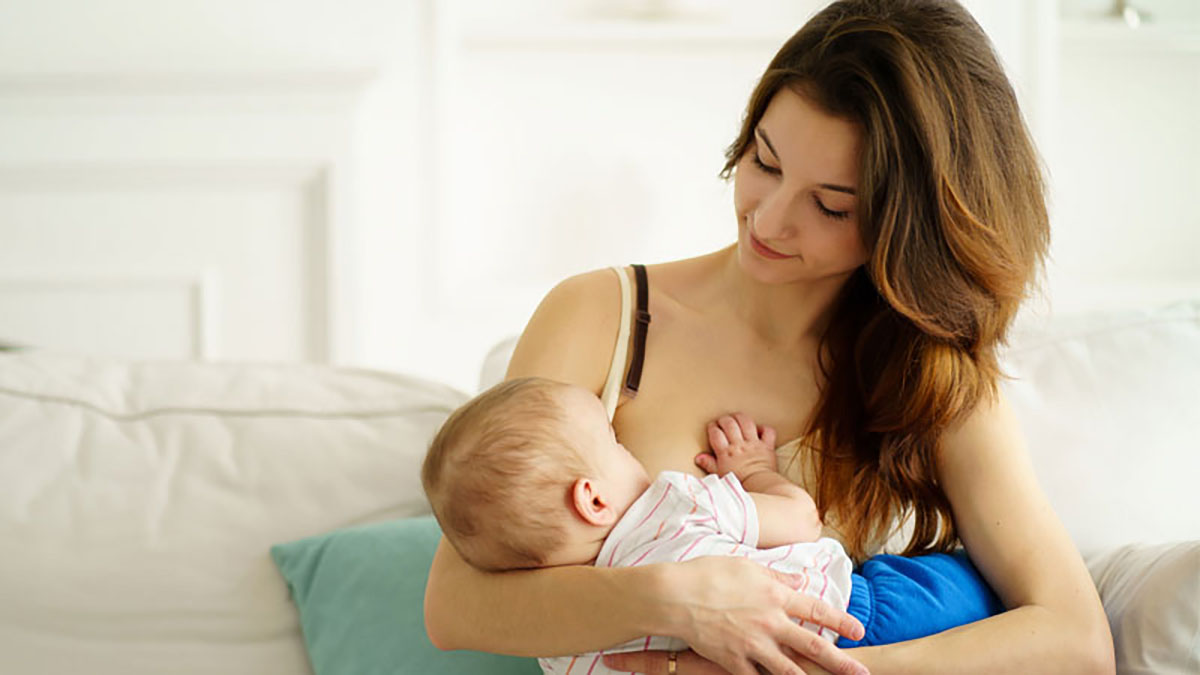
425, 539, 663, 654
852, 392, 1115, 674
429, 537, 867, 675
425, 269, 628, 653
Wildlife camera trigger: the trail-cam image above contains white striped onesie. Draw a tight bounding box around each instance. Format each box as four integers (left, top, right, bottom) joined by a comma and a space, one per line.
538, 470, 854, 675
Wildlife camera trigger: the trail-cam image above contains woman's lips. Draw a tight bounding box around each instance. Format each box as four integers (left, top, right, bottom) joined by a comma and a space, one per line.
749, 232, 795, 260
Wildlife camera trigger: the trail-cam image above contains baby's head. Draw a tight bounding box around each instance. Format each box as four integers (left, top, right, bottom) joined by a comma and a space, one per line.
422, 376, 649, 571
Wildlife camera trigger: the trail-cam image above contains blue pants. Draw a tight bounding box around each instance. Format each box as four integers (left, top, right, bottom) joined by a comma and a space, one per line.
837, 550, 1004, 648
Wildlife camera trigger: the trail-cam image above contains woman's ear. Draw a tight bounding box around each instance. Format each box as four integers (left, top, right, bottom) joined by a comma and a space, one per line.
570, 478, 618, 527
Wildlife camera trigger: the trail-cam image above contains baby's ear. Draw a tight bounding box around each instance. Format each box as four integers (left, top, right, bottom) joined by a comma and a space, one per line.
570, 478, 617, 527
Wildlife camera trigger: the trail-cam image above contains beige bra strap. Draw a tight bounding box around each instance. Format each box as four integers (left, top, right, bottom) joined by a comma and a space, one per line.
600, 266, 633, 422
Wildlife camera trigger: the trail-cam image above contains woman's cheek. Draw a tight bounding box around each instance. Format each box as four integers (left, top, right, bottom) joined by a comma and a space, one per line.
732, 173, 751, 216
838, 229, 869, 268
734, 176, 770, 223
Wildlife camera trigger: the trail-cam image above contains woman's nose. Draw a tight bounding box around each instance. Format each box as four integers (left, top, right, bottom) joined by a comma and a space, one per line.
751, 189, 799, 240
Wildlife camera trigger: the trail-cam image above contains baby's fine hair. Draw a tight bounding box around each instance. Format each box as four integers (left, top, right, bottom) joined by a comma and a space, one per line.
421, 376, 591, 571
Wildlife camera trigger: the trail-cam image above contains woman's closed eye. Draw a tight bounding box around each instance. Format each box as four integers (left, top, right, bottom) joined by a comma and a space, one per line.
752, 154, 852, 221
752, 152, 781, 176
813, 195, 851, 221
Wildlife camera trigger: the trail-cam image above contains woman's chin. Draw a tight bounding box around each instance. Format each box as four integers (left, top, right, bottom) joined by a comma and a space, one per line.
736, 242, 798, 285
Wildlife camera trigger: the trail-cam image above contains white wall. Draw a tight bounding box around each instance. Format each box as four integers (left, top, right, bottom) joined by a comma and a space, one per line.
0, 0, 429, 365
1, 0, 1197, 393
409, 0, 827, 391
1046, 0, 1200, 312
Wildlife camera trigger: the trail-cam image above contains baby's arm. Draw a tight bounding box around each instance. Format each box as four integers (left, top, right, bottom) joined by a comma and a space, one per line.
699, 413, 823, 548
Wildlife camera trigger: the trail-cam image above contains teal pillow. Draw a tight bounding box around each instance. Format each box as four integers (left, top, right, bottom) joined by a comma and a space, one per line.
271, 515, 541, 675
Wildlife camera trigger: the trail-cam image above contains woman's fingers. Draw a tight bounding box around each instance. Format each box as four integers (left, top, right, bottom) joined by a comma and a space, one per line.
783, 591, 865, 642
750, 645, 813, 675
765, 567, 808, 591
601, 649, 739, 675
781, 646, 836, 675
764, 568, 864, 640
598, 642, 853, 675
776, 623, 868, 675
659, 558, 868, 675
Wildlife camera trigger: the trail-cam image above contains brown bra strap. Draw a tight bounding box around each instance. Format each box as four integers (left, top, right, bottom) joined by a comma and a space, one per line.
624, 264, 651, 395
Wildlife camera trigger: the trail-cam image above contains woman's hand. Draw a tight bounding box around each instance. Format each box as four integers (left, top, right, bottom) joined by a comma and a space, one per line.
602, 648, 843, 675
610, 556, 868, 675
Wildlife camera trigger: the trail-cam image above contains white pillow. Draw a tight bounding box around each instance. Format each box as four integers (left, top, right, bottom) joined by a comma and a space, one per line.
1000, 301, 1200, 556
1087, 541, 1200, 674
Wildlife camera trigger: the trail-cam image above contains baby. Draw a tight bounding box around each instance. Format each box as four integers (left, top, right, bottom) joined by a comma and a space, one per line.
422, 375, 856, 674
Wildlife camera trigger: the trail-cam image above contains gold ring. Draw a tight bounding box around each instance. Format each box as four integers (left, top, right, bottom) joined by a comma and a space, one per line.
667, 650, 678, 675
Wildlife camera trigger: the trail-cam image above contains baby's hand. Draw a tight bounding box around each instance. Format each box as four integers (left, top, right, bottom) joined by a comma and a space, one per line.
697, 413, 779, 482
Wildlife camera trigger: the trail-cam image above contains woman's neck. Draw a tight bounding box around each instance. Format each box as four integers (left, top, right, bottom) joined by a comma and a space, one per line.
714, 245, 851, 348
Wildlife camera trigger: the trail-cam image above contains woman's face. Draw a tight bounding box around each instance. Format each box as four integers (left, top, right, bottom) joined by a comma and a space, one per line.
733, 87, 868, 286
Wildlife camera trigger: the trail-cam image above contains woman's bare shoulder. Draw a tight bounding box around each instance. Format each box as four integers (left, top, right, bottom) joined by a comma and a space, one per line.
505, 249, 730, 391
643, 247, 733, 312
505, 267, 623, 393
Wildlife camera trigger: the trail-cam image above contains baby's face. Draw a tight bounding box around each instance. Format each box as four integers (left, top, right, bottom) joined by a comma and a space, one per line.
558, 384, 650, 499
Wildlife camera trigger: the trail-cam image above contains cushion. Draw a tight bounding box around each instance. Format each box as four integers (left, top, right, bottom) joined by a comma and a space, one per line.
271, 515, 541, 675
1087, 541, 1200, 674
0, 351, 468, 675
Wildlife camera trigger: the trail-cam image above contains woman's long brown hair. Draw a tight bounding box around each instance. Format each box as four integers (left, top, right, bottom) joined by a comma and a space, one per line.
720, 0, 1049, 561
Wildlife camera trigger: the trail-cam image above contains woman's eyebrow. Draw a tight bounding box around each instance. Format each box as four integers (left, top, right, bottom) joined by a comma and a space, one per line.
755, 126, 781, 160
755, 126, 857, 196
820, 183, 857, 196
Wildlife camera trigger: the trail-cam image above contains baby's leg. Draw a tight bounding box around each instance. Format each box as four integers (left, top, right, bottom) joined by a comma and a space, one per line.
837, 550, 1003, 648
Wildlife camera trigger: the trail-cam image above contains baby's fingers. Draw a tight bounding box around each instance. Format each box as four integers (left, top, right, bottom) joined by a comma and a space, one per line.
707, 421, 731, 453
732, 412, 759, 441
759, 424, 778, 448
716, 415, 746, 444
695, 452, 718, 474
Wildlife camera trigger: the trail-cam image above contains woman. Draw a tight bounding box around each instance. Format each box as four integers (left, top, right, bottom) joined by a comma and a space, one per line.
424, 1, 1115, 673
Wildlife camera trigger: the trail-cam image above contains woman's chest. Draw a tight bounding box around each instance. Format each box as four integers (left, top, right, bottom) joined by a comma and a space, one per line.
611, 317, 821, 479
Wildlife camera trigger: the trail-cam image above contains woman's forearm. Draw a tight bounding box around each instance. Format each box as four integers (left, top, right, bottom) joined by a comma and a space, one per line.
852, 605, 1115, 675
424, 537, 665, 656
